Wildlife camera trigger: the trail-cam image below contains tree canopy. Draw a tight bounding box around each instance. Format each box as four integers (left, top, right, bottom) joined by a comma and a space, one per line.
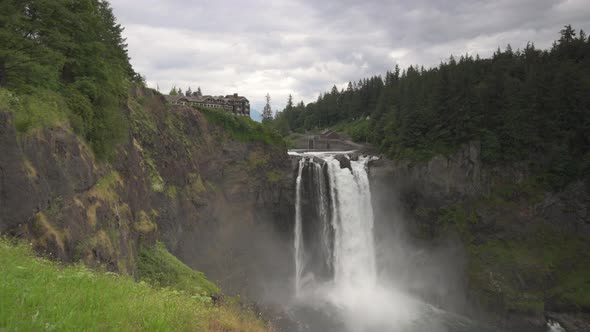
0, 0, 139, 159
273, 26, 590, 188
262, 93, 273, 123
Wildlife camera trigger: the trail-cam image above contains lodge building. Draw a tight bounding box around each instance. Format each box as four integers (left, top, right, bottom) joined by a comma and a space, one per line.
165, 93, 250, 117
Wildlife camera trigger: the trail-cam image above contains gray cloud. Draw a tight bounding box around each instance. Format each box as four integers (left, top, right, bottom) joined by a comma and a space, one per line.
109, 0, 590, 111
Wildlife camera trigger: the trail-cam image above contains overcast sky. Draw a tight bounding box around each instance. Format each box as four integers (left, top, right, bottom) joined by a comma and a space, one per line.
109, 0, 589, 113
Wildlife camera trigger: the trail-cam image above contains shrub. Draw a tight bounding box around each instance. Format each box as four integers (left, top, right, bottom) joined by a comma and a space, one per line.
198, 106, 286, 147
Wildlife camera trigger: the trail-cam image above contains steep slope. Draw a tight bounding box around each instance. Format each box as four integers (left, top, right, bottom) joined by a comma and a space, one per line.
0, 87, 294, 302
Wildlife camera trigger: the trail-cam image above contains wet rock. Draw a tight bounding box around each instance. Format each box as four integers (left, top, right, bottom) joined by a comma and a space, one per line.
546, 312, 590, 332
334, 154, 351, 170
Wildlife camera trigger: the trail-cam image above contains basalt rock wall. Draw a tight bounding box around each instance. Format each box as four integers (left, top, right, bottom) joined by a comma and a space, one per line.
0, 88, 295, 301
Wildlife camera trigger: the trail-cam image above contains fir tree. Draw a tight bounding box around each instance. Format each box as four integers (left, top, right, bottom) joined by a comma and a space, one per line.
262, 93, 273, 123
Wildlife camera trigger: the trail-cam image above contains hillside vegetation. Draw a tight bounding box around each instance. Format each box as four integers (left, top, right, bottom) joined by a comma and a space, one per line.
0, 1, 287, 331
198, 106, 286, 147
272, 25, 590, 321
0, 0, 140, 159
273, 26, 590, 188
0, 238, 272, 331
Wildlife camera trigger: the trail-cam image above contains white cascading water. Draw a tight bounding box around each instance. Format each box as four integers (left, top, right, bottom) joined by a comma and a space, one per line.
547, 321, 566, 332
294, 158, 305, 296
290, 151, 563, 332
291, 152, 422, 331
326, 155, 377, 287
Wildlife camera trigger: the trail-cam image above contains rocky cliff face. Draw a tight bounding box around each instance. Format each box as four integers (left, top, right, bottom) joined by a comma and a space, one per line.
369, 142, 590, 331
0, 88, 295, 300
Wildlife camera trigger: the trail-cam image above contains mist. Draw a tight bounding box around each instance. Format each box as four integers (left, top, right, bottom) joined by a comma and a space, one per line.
169, 149, 558, 332
278, 151, 555, 332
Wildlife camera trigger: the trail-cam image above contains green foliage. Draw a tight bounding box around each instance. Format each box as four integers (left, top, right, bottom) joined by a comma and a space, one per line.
90, 171, 122, 203
198, 106, 286, 147
266, 170, 282, 184
468, 229, 590, 314
138, 242, 220, 296
331, 119, 370, 142
188, 173, 207, 194
134, 211, 157, 235
549, 263, 590, 311
482, 175, 548, 207
437, 205, 478, 239
1, 88, 69, 133
0, 238, 270, 331
165, 185, 179, 199
0, 88, 16, 110
429, 178, 590, 315
261, 93, 273, 123
144, 152, 165, 192
275, 26, 590, 187
0, 0, 137, 159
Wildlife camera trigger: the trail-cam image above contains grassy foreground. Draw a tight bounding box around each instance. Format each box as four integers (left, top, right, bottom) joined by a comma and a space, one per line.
0, 238, 272, 331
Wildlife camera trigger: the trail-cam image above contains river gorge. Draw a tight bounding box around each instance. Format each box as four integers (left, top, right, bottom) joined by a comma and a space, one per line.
1, 90, 587, 331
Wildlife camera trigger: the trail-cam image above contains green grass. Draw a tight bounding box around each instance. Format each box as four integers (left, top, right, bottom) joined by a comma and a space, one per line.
0, 238, 271, 331
138, 242, 220, 296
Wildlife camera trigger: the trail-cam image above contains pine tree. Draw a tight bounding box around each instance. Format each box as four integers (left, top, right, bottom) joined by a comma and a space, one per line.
262, 93, 273, 123
286, 94, 294, 111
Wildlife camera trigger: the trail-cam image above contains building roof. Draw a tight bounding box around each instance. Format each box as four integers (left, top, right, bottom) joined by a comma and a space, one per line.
165, 93, 249, 105
225, 94, 249, 102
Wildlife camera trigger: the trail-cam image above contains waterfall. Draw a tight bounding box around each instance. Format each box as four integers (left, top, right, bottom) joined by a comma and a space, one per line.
294, 158, 305, 296
326, 156, 377, 287
290, 151, 422, 331
289, 151, 542, 332
292, 153, 377, 293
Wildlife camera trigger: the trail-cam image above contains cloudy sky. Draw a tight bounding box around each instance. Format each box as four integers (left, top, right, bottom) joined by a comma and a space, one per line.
109, 0, 589, 113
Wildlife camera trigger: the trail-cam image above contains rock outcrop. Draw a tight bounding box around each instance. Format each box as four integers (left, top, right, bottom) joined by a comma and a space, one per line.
0, 88, 295, 300
369, 142, 590, 330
